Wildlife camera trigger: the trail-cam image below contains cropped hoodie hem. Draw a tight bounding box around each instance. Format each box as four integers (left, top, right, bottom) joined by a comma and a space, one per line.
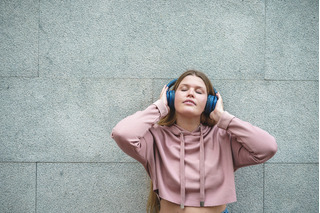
111, 100, 277, 207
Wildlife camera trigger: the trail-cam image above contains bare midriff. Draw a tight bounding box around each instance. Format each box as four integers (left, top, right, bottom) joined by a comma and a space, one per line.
160, 199, 227, 213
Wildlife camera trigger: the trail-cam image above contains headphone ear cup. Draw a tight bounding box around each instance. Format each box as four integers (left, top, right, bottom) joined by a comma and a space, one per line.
166, 79, 177, 110
205, 94, 218, 115
167, 90, 175, 110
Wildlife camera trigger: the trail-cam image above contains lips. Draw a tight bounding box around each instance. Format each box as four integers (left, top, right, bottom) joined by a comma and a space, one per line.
183, 99, 196, 105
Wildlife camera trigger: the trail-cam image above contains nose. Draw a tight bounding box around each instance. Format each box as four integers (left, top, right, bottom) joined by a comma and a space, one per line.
187, 89, 195, 97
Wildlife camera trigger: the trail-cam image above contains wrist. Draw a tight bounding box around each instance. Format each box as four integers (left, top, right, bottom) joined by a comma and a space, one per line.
154, 99, 169, 117
210, 110, 224, 123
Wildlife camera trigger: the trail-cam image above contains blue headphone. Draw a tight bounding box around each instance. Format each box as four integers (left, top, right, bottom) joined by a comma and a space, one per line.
166, 79, 218, 115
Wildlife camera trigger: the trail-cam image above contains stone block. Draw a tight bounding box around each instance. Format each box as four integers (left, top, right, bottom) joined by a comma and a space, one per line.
37, 163, 149, 213
0, 0, 38, 77
0, 163, 36, 213
222, 80, 318, 163
266, 0, 318, 80
228, 165, 264, 213
40, 0, 265, 79
0, 78, 152, 162
265, 164, 319, 212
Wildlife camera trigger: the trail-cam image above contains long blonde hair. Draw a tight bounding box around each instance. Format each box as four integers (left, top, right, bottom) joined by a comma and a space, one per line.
146, 181, 160, 213
146, 70, 217, 213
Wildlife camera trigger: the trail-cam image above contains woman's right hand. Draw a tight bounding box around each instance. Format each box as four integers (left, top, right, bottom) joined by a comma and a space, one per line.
160, 84, 170, 111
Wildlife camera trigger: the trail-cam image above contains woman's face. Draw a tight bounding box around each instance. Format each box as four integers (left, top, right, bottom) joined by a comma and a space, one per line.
174, 75, 208, 119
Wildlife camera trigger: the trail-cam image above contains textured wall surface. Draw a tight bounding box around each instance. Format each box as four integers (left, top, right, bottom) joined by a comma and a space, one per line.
0, 0, 318, 212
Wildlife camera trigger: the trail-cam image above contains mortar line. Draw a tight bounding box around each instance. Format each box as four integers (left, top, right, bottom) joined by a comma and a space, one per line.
265, 162, 319, 165
37, 0, 40, 78
0, 76, 317, 82
0, 161, 142, 164
263, 163, 266, 213
35, 162, 38, 213
152, 78, 155, 102
263, 1, 267, 211
0, 161, 318, 165
145, 78, 319, 82
263, 0, 267, 84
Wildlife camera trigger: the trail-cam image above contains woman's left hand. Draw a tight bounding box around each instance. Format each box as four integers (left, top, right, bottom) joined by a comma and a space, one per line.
209, 92, 225, 123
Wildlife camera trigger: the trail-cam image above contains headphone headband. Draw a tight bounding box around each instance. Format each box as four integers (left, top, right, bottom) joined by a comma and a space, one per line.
167, 79, 177, 88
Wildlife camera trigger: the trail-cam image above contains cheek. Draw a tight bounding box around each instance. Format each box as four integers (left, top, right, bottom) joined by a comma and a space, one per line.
174, 91, 183, 102
173, 92, 182, 109
199, 96, 208, 109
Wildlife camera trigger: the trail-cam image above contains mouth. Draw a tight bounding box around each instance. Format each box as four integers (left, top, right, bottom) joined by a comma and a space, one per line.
183, 99, 196, 106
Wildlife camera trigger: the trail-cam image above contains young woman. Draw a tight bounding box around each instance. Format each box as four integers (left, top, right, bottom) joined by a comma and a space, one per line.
111, 70, 277, 213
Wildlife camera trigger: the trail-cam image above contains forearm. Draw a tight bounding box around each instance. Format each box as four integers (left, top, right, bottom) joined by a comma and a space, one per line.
217, 111, 277, 167
111, 100, 168, 147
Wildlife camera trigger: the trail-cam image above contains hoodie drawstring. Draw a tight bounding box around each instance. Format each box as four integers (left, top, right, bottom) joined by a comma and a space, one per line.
179, 126, 206, 209
199, 126, 205, 207
179, 133, 185, 209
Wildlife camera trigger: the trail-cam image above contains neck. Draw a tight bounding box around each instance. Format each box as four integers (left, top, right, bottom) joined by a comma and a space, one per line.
176, 114, 201, 132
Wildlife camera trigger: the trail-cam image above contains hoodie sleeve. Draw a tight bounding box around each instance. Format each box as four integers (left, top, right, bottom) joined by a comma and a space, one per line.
111, 100, 169, 165
217, 111, 278, 171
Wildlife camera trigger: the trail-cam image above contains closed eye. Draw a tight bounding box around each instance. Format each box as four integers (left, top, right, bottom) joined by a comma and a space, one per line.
179, 84, 206, 94
180, 87, 188, 92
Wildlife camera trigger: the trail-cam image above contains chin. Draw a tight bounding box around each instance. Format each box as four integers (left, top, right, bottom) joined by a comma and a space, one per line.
177, 109, 202, 118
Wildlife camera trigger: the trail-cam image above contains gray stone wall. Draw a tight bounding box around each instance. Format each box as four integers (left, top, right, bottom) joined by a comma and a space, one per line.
0, 0, 318, 212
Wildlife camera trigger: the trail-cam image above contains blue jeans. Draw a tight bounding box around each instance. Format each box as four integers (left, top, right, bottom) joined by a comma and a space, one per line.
222, 208, 229, 213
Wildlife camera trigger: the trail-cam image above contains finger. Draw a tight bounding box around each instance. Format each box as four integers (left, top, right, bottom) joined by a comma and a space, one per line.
216, 92, 221, 99
217, 93, 224, 108
160, 85, 168, 98
164, 85, 169, 93
164, 84, 168, 90
160, 85, 165, 94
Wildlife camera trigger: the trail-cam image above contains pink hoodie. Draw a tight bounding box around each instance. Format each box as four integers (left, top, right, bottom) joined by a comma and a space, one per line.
111, 100, 277, 208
